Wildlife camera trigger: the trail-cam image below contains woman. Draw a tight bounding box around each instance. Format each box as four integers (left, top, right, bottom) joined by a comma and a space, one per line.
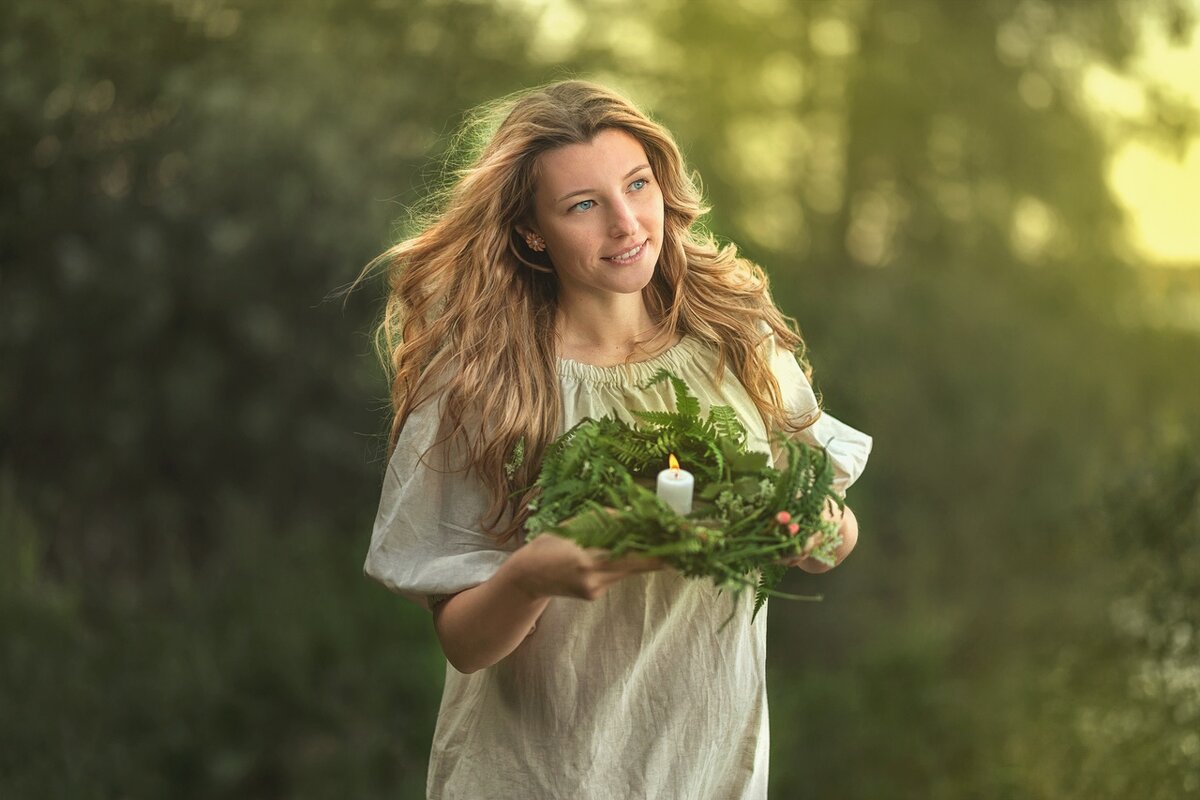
361, 79, 872, 799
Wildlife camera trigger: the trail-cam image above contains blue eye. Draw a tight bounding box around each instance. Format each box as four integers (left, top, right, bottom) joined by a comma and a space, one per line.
568, 178, 648, 212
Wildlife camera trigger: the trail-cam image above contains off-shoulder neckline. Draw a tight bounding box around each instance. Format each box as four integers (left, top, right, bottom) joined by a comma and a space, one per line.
556, 334, 708, 385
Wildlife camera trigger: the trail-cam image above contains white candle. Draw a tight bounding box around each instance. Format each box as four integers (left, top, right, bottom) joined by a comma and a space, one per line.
656, 454, 694, 515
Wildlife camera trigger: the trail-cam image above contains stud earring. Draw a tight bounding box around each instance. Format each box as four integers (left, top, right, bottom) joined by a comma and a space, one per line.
525, 233, 546, 252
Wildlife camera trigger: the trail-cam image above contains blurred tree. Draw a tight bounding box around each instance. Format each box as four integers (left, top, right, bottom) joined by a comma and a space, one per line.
995, 446, 1200, 799
1, 0, 550, 578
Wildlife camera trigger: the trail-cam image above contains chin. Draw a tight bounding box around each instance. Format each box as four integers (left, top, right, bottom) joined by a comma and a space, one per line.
613, 264, 657, 294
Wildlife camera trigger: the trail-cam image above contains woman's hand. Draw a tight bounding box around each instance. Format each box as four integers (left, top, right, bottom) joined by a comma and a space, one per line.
508, 530, 665, 602
782, 498, 859, 573
431, 519, 662, 675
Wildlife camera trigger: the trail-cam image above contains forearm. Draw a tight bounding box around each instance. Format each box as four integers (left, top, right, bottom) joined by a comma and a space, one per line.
432, 553, 550, 674
793, 503, 859, 574
431, 531, 663, 673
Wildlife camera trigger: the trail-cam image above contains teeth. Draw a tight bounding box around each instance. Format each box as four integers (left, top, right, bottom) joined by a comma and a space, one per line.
608, 242, 644, 261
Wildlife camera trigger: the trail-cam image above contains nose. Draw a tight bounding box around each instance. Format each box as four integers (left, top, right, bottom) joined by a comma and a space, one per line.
609, 196, 638, 237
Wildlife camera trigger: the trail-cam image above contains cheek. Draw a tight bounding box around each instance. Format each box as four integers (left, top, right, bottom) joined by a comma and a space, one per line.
556, 226, 601, 257
648, 209, 666, 240
647, 192, 666, 226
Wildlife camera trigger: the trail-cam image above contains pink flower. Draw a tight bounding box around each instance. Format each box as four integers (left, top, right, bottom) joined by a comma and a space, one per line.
775, 511, 792, 525
787, 522, 800, 536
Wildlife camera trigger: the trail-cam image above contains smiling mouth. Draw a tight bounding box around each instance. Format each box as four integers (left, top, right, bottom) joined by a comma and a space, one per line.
602, 239, 648, 264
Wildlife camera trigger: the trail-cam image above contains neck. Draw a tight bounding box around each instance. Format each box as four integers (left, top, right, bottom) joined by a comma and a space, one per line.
556, 290, 667, 363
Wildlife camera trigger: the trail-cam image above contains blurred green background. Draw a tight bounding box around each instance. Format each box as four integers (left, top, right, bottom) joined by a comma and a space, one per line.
3, 0, 1199, 797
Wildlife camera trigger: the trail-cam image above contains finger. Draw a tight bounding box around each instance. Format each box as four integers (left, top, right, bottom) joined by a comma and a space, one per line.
580, 548, 638, 570
593, 553, 664, 573
800, 533, 822, 558
617, 555, 666, 573
822, 497, 845, 522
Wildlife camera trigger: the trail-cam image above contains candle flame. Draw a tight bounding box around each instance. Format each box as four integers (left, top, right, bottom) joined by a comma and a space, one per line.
668, 453, 680, 472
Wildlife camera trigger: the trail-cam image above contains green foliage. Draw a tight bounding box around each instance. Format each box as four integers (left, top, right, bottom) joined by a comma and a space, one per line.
525, 372, 840, 620
0, 513, 444, 800
503, 436, 525, 479
1008, 446, 1200, 799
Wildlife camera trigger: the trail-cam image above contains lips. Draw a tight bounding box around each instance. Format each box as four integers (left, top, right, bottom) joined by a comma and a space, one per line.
603, 238, 648, 263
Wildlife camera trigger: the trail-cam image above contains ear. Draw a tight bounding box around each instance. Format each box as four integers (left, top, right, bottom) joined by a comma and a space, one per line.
515, 223, 548, 254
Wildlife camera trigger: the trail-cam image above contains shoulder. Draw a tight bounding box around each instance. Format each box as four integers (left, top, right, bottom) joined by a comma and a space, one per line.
388, 357, 476, 474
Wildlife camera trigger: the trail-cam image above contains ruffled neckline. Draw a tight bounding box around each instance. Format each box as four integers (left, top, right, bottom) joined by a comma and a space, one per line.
556, 334, 708, 385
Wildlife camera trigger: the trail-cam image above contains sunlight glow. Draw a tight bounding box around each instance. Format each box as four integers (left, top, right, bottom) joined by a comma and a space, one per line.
1103, 9, 1200, 266
1109, 139, 1200, 265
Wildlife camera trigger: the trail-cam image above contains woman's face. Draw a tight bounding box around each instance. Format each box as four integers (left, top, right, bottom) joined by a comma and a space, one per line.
519, 128, 665, 302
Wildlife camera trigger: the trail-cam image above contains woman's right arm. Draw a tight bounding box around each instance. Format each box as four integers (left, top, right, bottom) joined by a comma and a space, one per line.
431, 533, 660, 674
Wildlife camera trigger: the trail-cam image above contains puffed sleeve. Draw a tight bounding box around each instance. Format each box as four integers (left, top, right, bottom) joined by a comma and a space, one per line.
766, 329, 873, 497
363, 392, 518, 610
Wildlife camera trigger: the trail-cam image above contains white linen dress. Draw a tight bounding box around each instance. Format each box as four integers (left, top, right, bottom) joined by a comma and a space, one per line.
364, 332, 873, 800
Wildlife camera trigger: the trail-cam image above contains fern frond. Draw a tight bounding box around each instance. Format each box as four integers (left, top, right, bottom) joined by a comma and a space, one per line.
638, 369, 701, 418
630, 409, 682, 427
753, 563, 787, 621
525, 373, 844, 620
708, 405, 747, 444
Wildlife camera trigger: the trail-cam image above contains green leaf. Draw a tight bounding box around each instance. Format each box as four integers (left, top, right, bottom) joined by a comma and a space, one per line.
728, 451, 770, 473
708, 404, 747, 444
753, 563, 788, 621
638, 368, 701, 418
521, 373, 839, 618
629, 409, 680, 427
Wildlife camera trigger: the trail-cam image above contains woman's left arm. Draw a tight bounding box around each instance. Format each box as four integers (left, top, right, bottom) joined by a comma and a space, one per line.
786, 498, 858, 573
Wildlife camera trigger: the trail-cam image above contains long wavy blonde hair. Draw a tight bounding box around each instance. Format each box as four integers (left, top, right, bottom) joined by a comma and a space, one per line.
357, 79, 817, 543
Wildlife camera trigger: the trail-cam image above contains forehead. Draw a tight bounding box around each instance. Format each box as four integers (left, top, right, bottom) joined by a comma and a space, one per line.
533, 128, 650, 197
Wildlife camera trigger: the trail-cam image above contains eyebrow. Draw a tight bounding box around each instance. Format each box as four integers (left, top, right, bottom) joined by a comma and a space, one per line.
555, 163, 652, 204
